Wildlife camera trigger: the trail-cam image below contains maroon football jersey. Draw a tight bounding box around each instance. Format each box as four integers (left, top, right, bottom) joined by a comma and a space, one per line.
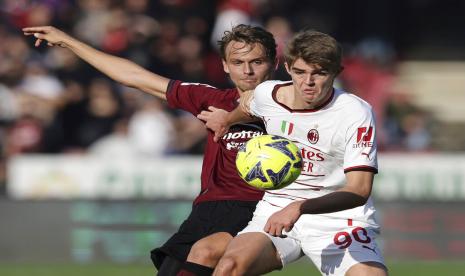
166, 80, 265, 204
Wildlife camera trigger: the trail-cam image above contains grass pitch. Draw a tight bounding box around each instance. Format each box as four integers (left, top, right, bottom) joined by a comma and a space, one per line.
1, 260, 465, 275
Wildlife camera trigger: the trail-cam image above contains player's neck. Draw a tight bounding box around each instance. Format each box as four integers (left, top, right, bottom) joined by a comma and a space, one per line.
276, 85, 304, 109
236, 87, 248, 96
302, 88, 333, 110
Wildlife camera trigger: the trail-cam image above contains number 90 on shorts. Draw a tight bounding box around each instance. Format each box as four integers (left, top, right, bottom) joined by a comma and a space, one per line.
333, 226, 372, 249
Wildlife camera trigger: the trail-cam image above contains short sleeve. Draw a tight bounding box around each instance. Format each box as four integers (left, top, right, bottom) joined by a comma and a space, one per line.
343, 105, 378, 174
166, 80, 223, 116
249, 81, 272, 118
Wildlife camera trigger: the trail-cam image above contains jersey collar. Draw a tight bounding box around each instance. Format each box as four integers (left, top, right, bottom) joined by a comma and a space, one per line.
271, 82, 335, 113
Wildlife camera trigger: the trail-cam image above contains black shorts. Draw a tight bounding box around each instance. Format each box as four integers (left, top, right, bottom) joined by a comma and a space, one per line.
151, 200, 258, 269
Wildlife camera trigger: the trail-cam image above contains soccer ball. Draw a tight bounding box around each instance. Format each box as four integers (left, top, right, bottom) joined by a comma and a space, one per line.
236, 135, 302, 190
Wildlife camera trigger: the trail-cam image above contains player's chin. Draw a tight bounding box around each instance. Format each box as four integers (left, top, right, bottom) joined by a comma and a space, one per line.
302, 92, 318, 101
239, 82, 259, 91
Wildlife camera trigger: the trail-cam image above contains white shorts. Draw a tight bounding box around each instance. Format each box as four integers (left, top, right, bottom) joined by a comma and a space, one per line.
239, 200, 386, 276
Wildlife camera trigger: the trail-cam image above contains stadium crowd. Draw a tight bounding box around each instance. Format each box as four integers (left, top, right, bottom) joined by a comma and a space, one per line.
0, 0, 434, 194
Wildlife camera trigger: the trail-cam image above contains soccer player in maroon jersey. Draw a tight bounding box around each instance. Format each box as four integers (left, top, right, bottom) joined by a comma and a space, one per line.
23, 24, 277, 275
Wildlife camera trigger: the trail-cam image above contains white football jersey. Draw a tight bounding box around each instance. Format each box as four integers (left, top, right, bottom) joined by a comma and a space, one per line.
250, 80, 378, 220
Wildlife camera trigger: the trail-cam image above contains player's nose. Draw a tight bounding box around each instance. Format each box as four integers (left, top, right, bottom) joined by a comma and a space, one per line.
244, 63, 253, 75
304, 73, 315, 85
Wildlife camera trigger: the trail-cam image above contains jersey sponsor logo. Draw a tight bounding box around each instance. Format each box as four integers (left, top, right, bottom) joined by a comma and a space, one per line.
226, 141, 245, 150
353, 126, 373, 148
357, 126, 373, 142
223, 130, 264, 151
280, 121, 294, 135
222, 130, 264, 141
300, 147, 325, 174
300, 147, 324, 162
307, 129, 319, 144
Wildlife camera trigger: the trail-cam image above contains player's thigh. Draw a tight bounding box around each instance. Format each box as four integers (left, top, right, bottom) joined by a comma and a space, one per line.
187, 232, 233, 265
239, 200, 303, 267
301, 224, 385, 276
346, 261, 388, 276
219, 232, 282, 275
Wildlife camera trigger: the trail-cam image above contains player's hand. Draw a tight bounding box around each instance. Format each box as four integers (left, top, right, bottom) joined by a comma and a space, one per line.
23, 26, 70, 48
264, 201, 304, 237
239, 90, 254, 114
197, 106, 230, 142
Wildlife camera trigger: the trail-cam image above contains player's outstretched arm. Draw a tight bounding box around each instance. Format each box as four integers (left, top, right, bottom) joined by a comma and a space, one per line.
23, 26, 169, 100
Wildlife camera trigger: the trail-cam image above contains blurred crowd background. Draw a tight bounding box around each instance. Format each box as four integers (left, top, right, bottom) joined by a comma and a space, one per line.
1, 0, 464, 194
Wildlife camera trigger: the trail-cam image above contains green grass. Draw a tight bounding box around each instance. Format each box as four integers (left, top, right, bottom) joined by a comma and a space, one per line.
1, 260, 465, 275
0, 263, 152, 276
268, 259, 465, 275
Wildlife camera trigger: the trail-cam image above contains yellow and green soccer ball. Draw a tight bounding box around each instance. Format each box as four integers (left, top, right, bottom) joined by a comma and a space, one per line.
236, 135, 302, 190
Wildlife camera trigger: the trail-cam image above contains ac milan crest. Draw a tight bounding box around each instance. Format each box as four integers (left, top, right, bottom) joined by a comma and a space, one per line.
307, 129, 319, 144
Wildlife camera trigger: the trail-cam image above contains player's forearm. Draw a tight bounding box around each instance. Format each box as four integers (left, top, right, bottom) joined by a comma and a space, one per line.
299, 191, 367, 214
63, 36, 169, 99
226, 106, 257, 126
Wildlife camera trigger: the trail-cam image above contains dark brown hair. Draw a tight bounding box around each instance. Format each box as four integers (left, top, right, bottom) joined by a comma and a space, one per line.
284, 29, 343, 74
218, 24, 277, 62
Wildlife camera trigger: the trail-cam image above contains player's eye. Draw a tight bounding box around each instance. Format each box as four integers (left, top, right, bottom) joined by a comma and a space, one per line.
315, 70, 329, 76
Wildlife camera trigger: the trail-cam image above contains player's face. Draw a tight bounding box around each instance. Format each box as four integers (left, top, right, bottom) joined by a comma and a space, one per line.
223, 41, 275, 93
286, 58, 336, 108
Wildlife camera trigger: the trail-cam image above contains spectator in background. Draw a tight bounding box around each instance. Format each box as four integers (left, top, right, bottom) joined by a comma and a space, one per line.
73, 0, 112, 48
0, 84, 18, 124
4, 60, 64, 156
4, 114, 43, 156
0, 32, 30, 86
127, 96, 175, 156
19, 60, 64, 102
88, 117, 139, 157
75, 78, 122, 148
49, 80, 87, 152
210, 0, 255, 50
384, 93, 433, 151
265, 16, 294, 80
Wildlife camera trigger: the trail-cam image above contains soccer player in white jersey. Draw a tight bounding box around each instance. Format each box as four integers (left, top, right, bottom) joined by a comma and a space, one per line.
198, 29, 388, 276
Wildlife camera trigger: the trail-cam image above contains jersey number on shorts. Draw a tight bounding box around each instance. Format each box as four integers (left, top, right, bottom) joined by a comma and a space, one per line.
333, 227, 371, 249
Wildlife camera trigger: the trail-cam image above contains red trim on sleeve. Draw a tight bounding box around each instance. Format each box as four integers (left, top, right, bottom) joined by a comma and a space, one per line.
344, 165, 378, 174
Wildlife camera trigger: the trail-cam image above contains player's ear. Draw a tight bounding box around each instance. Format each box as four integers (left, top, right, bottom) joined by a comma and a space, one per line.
222, 59, 230, 74
284, 62, 291, 75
